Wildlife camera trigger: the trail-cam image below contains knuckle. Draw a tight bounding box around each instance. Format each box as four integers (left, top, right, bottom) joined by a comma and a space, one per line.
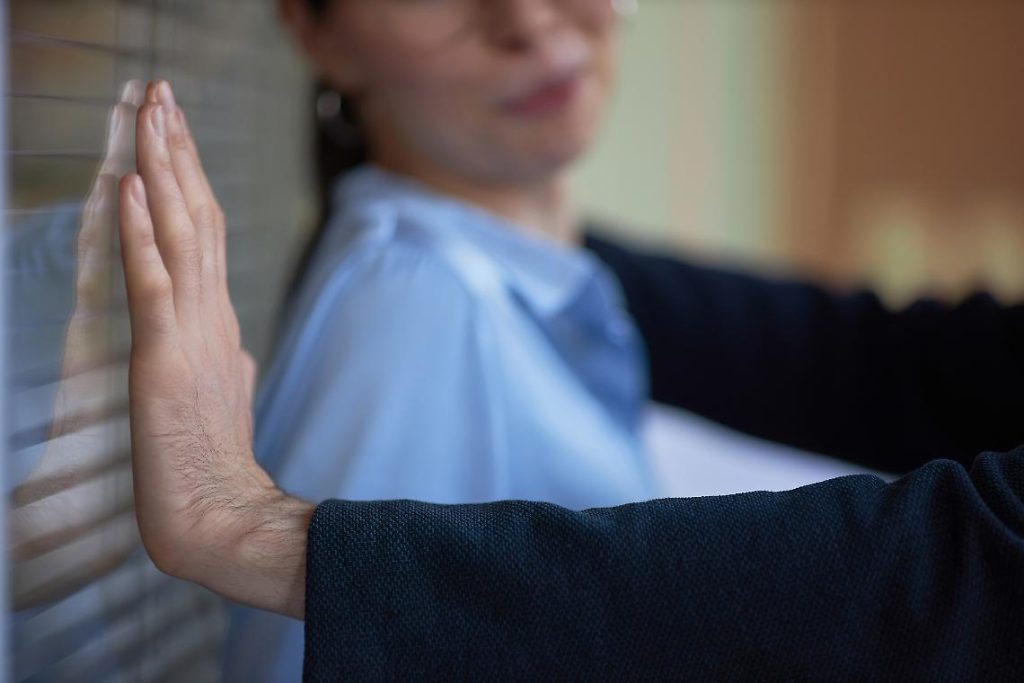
135, 223, 158, 247
75, 277, 104, 305
126, 217, 158, 249
153, 153, 176, 175
141, 273, 174, 303
168, 192, 193, 218
193, 203, 220, 231
172, 227, 200, 256
169, 125, 189, 152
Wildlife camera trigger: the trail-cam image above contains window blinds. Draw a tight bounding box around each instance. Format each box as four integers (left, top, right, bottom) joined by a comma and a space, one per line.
3, 1, 310, 680
1, 1, 11, 680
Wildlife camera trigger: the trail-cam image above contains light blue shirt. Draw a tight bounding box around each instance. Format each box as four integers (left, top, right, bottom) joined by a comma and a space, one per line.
224, 166, 659, 681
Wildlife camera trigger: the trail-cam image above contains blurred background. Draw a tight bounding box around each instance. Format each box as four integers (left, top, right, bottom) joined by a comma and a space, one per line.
578, 0, 1024, 303
1, 0, 1022, 680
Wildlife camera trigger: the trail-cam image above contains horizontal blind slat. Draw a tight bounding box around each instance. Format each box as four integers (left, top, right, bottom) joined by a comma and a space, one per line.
8, 0, 308, 678
11, 462, 133, 561
17, 557, 161, 651
9, 362, 129, 448
12, 29, 156, 60
11, 511, 138, 610
11, 416, 128, 467
22, 580, 222, 682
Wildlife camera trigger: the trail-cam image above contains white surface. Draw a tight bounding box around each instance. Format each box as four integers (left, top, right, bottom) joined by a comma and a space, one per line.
642, 403, 894, 499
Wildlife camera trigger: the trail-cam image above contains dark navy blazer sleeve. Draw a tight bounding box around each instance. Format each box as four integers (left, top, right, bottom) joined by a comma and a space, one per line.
585, 233, 1024, 474
304, 448, 1024, 681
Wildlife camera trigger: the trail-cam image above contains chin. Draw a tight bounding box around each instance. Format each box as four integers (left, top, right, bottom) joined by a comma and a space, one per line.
537, 135, 589, 171
512, 115, 598, 175
487, 138, 585, 185
467, 106, 601, 183
532, 90, 606, 170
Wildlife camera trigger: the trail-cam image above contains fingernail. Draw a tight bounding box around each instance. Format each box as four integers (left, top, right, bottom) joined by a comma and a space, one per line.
120, 79, 144, 106
129, 175, 146, 207
157, 81, 176, 109
152, 105, 166, 138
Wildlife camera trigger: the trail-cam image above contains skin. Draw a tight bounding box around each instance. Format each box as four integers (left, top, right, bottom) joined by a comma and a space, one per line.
9, 83, 144, 609
280, 0, 620, 243
125, 1, 625, 618
122, 81, 310, 619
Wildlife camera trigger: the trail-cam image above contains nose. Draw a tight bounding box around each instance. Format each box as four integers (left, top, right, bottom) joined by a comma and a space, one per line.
484, 0, 565, 52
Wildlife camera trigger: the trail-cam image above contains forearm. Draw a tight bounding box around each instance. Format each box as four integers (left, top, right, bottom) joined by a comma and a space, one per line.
587, 234, 1024, 470
220, 491, 311, 618
645, 285, 1024, 472
118, 82, 315, 622
305, 451, 1024, 679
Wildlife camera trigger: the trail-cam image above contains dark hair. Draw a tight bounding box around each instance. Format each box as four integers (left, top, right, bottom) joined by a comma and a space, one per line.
306, 0, 330, 14
284, 0, 366, 306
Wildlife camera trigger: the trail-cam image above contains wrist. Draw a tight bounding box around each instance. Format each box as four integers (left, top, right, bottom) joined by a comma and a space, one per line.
175, 474, 315, 620
231, 489, 315, 619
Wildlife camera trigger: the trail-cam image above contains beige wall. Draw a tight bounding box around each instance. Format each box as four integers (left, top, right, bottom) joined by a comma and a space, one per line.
573, 2, 790, 262
573, 1, 1024, 304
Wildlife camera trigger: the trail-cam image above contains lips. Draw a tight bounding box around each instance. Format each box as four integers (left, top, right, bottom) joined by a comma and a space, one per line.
499, 71, 585, 118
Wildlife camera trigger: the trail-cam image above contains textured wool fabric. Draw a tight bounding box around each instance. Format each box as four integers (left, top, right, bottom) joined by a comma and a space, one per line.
304, 448, 1024, 680
585, 233, 1024, 473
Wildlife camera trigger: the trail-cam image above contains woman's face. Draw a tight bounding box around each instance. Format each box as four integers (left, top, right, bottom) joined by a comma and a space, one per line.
303, 0, 620, 186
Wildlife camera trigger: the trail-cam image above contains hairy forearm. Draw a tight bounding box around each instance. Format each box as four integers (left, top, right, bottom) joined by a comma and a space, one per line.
182, 490, 315, 620
235, 493, 315, 620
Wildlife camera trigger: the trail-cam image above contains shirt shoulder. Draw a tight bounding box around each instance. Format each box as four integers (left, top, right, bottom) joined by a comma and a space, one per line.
306, 208, 518, 335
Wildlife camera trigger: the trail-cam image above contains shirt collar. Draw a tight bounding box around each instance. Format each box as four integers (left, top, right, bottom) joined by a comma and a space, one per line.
333, 164, 600, 319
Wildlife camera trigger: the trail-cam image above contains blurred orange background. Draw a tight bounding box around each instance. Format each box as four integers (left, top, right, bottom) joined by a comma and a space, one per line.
575, 0, 1024, 303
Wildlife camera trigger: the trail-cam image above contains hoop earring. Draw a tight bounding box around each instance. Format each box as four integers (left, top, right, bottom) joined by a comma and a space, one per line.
317, 89, 362, 149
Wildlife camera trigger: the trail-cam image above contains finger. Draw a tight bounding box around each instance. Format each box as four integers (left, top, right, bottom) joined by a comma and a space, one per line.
145, 80, 161, 105
136, 102, 202, 311
157, 83, 225, 289
98, 100, 138, 178
119, 174, 177, 350
58, 174, 120, 379
177, 107, 228, 287
120, 79, 145, 108
155, 83, 239, 344
76, 173, 118, 313
170, 105, 238, 340
154, 83, 214, 204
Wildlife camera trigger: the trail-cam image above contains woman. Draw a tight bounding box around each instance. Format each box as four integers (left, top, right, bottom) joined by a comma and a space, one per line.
113, 84, 1024, 682
226, 0, 658, 679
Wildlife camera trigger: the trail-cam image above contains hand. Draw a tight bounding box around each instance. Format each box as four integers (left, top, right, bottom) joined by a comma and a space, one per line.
9, 81, 144, 609
119, 81, 312, 619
